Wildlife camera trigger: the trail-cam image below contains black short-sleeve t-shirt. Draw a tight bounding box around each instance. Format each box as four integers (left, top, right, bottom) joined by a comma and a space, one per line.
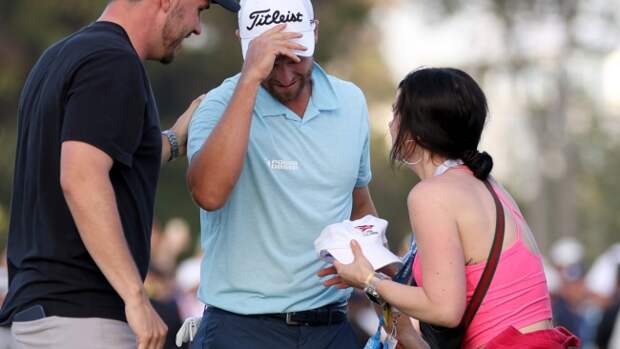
0, 21, 162, 325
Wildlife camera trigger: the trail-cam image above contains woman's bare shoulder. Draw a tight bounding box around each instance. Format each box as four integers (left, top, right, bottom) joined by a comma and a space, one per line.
408, 173, 475, 206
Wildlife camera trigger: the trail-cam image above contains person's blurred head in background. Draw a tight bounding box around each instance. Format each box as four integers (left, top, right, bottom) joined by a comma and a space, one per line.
586, 243, 620, 307
151, 218, 192, 274
145, 265, 176, 301
548, 237, 586, 299
176, 256, 204, 318
550, 237, 584, 271
164, 218, 192, 256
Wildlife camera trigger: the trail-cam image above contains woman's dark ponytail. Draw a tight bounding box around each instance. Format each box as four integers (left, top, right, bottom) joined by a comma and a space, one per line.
462, 150, 493, 180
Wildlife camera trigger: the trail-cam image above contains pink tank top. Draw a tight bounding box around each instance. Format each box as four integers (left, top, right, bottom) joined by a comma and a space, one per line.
412, 181, 552, 349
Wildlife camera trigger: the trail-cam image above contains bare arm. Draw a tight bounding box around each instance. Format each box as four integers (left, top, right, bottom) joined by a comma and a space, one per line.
369, 185, 466, 326
61, 141, 166, 349
351, 186, 377, 220
186, 78, 260, 210
187, 24, 305, 211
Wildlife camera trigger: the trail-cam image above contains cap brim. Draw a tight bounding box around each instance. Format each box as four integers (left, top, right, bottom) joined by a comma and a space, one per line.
241, 30, 315, 60
367, 250, 403, 271
213, 0, 240, 12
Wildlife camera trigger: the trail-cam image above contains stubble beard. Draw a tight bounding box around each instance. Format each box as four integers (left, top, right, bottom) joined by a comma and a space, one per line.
265, 72, 313, 104
160, 6, 186, 65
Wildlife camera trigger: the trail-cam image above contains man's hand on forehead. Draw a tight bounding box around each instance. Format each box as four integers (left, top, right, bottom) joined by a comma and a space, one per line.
240, 24, 307, 84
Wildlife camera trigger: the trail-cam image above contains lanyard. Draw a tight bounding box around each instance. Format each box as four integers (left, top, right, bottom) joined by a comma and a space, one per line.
364, 239, 417, 349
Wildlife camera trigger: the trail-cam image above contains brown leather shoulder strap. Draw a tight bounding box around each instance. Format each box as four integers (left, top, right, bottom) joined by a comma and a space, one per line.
460, 180, 506, 329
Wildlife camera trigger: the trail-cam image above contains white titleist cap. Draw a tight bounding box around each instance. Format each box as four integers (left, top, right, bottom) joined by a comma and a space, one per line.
314, 215, 403, 270
238, 0, 316, 60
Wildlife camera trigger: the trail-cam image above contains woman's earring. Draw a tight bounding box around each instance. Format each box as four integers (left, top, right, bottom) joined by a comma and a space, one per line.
400, 139, 423, 165
401, 157, 422, 166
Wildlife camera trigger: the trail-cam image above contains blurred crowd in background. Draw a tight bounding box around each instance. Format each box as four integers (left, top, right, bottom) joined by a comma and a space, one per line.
3, 222, 617, 349
543, 239, 620, 349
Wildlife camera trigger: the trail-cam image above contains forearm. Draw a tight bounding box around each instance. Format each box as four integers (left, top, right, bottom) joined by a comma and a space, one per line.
188, 77, 260, 210
351, 199, 377, 220
63, 174, 146, 304
161, 94, 206, 166
351, 187, 377, 220
376, 280, 462, 327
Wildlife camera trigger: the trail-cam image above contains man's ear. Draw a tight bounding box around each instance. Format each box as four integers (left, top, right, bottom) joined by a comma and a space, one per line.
235, 29, 240, 40
313, 19, 320, 44
159, 0, 173, 13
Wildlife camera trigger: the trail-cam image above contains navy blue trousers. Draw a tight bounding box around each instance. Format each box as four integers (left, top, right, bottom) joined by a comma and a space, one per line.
191, 307, 361, 349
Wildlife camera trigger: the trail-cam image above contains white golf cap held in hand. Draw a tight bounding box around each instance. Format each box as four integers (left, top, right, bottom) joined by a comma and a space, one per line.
315, 215, 403, 270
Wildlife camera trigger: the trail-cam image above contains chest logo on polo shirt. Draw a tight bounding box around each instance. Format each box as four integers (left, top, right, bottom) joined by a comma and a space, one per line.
267, 160, 299, 171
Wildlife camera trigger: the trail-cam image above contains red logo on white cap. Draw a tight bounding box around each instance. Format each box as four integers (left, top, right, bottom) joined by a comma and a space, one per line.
356, 225, 374, 232
355, 224, 379, 236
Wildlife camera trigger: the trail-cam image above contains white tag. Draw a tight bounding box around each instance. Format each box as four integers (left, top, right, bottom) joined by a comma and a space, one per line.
175, 316, 202, 347
384, 335, 398, 349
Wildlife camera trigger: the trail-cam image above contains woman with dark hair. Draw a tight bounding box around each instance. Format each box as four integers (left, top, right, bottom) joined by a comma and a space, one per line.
320, 68, 580, 348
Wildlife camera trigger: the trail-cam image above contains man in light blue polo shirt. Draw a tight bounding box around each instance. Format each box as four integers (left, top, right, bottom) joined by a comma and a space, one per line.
187, 0, 377, 347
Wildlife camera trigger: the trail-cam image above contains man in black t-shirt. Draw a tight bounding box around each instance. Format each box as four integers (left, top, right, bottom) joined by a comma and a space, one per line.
1, 1, 239, 348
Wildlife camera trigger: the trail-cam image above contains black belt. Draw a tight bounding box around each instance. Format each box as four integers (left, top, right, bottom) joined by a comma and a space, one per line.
244, 304, 348, 326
